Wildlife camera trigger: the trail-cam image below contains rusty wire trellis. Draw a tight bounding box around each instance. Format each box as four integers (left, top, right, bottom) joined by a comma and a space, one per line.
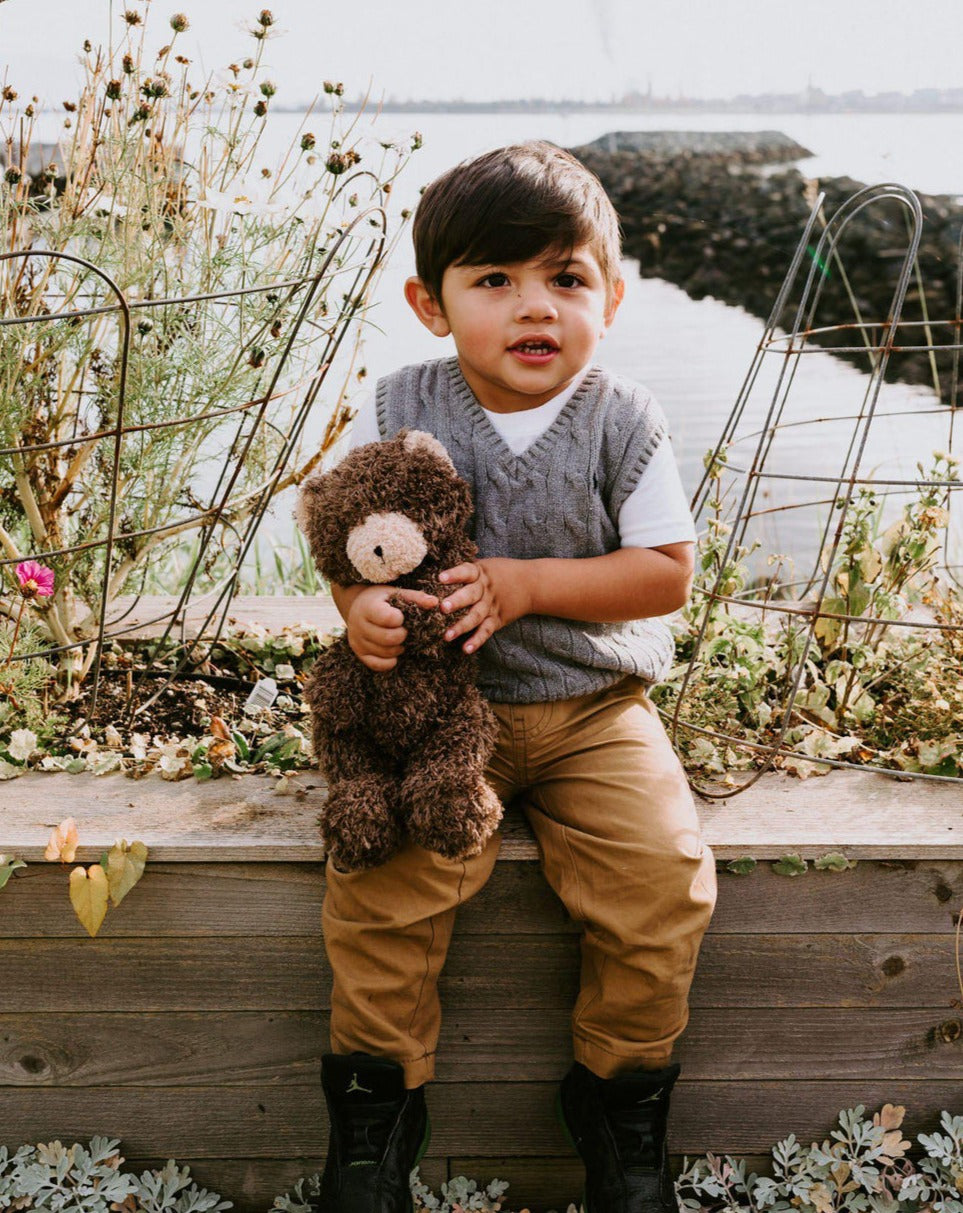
0, 183, 388, 721
668, 181, 963, 797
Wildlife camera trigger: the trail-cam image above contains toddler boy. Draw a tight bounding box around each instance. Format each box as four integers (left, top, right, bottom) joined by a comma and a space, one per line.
317, 140, 717, 1213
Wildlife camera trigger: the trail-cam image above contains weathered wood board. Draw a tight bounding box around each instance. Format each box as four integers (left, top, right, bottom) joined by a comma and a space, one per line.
1, 759, 960, 1211
3, 766, 962, 858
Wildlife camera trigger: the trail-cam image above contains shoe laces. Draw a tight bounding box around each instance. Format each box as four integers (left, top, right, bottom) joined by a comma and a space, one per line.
339, 1097, 403, 1165
607, 1095, 666, 1172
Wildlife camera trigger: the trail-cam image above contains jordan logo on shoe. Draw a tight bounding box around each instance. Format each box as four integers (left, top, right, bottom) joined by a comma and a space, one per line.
346, 1073, 373, 1094
637, 1087, 664, 1102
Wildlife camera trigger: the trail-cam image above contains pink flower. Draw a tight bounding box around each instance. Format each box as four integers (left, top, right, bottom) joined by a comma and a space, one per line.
15, 560, 55, 599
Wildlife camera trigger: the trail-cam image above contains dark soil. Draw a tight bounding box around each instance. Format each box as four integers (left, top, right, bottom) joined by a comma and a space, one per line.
60, 669, 252, 742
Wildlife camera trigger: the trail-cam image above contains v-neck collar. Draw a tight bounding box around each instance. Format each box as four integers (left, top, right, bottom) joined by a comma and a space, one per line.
442, 356, 603, 469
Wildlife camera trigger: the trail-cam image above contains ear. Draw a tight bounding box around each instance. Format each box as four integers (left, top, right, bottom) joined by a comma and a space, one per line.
404, 276, 451, 338
402, 428, 457, 472
294, 474, 323, 536
601, 277, 625, 333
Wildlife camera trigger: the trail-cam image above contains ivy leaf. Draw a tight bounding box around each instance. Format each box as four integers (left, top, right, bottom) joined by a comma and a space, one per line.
813, 597, 847, 650
106, 840, 148, 907
70, 865, 110, 936
858, 547, 883, 584
0, 854, 26, 889
726, 856, 757, 876
91, 753, 124, 776
44, 817, 79, 863
772, 853, 808, 877
814, 851, 858, 872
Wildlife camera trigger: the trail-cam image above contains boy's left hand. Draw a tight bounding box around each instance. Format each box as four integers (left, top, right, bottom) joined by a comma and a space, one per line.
438, 557, 531, 653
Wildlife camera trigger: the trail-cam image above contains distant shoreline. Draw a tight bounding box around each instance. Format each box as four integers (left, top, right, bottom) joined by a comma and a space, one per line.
335, 101, 963, 115
28, 99, 963, 118
334, 103, 960, 115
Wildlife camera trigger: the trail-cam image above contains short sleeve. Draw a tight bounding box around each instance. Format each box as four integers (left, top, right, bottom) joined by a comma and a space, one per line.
618, 439, 696, 548
346, 389, 380, 450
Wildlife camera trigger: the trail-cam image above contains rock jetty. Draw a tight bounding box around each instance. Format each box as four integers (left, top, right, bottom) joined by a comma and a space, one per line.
570, 131, 963, 405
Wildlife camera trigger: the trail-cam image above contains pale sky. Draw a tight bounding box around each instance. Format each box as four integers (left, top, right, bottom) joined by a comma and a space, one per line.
1, 0, 962, 106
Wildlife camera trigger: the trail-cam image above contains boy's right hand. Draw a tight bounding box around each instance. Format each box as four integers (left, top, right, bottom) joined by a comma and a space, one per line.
340, 584, 439, 671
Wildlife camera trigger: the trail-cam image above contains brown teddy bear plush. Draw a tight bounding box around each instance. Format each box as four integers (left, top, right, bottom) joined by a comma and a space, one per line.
295, 428, 503, 872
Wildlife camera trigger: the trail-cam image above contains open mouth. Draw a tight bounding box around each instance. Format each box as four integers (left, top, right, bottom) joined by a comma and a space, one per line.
509, 339, 559, 362
512, 341, 556, 353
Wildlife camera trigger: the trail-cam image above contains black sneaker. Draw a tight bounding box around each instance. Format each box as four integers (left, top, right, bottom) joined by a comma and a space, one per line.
319, 1052, 431, 1212
558, 1060, 681, 1213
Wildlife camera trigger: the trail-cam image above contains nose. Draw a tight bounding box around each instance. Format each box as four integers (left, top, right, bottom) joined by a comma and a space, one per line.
373, 545, 383, 558
514, 282, 558, 322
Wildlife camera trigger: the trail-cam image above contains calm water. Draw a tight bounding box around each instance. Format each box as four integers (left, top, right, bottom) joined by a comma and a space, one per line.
282, 110, 963, 567
29, 109, 963, 565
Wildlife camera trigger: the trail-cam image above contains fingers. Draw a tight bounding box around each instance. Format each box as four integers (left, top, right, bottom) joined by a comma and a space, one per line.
364, 623, 407, 647
462, 615, 498, 654
392, 588, 440, 609
439, 578, 484, 616
352, 623, 405, 656
443, 599, 488, 643
359, 653, 398, 672
369, 599, 406, 628
349, 631, 403, 664
439, 562, 479, 586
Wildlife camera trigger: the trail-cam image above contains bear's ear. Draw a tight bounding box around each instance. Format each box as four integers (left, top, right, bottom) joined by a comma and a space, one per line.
294, 472, 324, 537
401, 429, 456, 472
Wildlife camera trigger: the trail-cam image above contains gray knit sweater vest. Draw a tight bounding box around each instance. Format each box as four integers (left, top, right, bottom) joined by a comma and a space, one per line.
375, 356, 677, 703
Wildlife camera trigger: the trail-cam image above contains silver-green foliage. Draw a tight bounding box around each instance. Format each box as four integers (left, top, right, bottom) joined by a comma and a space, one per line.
0, 7, 413, 689
410, 1172, 511, 1212
676, 1106, 963, 1213
0, 1138, 232, 1213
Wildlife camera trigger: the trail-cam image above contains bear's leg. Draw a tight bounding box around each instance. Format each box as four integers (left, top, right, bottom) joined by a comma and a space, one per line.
400, 700, 502, 860
316, 732, 403, 872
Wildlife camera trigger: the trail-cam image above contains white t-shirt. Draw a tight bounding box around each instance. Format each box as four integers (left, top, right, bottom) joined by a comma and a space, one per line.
346, 369, 696, 549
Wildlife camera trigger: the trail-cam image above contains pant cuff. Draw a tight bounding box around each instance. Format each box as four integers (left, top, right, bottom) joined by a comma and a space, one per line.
400, 1052, 436, 1089
573, 1035, 673, 1079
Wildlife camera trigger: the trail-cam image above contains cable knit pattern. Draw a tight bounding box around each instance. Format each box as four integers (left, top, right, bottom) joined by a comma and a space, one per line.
376, 357, 677, 703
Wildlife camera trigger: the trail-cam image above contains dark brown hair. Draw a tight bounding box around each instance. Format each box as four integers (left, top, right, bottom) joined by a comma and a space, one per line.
411, 140, 622, 304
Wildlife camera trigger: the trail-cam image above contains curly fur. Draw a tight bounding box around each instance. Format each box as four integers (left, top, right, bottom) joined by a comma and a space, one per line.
296, 429, 502, 871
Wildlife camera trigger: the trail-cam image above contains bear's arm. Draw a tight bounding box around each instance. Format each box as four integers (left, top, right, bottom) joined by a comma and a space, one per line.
303, 638, 370, 732
390, 592, 448, 655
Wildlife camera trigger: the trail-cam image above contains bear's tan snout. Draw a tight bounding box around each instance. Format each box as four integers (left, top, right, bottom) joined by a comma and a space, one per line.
345, 511, 429, 582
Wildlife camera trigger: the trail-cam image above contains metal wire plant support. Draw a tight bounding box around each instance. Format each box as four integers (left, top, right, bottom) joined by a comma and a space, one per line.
0, 185, 388, 722
667, 182, 963, 798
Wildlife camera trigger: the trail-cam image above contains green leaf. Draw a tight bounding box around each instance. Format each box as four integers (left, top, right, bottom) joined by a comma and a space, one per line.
231, 730, 250, 760
194, 763, 213, 781
253, 731, 288, 762
772, 853, 808, 877
726, 856, 757, 876
0, 856, 27, 890
276, 736, 304, 761
814, 852, 858, 872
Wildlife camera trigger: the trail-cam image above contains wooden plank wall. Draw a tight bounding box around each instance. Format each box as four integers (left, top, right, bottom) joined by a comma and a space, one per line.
1, 853, 961, 1212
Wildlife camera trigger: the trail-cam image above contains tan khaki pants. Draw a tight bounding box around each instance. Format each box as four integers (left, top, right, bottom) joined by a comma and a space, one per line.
322, 675, 717, 1088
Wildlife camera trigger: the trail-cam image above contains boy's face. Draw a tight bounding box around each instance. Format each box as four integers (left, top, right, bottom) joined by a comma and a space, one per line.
404, 245, 624, 413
